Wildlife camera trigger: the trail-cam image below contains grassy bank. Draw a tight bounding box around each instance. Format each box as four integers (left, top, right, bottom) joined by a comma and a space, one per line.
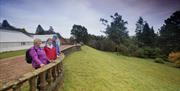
0, 49, 26, 59
62, 46, 180, 91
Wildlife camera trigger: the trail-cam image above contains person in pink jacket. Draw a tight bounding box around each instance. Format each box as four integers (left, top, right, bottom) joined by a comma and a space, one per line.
29, 38, 50, 69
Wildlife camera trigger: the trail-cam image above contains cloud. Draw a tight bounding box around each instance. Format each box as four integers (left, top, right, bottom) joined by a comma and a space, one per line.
0, 0, 105, 38
88, 0, 180, 35
0, 0, 179, 37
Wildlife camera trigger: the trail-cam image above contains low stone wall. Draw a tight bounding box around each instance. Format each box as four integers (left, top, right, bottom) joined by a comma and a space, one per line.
61, 44, 81, 56
0, 45, 81, 91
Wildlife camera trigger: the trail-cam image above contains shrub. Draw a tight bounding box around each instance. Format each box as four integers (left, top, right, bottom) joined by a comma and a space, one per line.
100, 39, 116, 51
88, 40, 96, 48
116, 44, 130, 56
168, 52, 180, 67
128, 44, 139, 56
134, 47, 161, 58
88, 39, 100, 49
88, 39, 116, 52
154, 58, 165, 64
134, 48, 145, 57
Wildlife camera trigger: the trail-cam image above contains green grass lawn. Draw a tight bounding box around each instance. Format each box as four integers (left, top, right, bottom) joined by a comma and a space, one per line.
0, 49, 26, 59
62, 46, 180, 91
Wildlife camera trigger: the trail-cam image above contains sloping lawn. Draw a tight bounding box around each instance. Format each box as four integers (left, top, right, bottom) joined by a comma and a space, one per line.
62, 46, 180, 91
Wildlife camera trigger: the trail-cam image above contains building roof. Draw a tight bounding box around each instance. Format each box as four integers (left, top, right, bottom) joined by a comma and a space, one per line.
0, 29, 33, 42
0, 20, 32, 36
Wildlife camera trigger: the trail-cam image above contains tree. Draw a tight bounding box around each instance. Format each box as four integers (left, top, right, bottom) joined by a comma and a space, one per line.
159, 10, 180, 55
134, 18, 159, 58
1, 20, 17, 30
135, 17, 157, 47
141, 23, 154, 46
48, 26, 55, 34
2, 20, 11, 28
100, 12, 129, 44
71, 24, 89, 44
135, 17, 144, 46
35, 25, 45, 34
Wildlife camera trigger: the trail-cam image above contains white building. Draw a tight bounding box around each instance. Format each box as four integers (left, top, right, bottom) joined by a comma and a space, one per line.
0, 29, 33, 52
0, 20, 62, 52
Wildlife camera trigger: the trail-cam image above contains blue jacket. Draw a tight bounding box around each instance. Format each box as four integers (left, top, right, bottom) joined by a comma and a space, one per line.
53, 40, 60, 55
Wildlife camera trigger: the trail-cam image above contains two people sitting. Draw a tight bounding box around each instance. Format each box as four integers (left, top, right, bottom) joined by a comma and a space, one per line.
29, 36, 61, 69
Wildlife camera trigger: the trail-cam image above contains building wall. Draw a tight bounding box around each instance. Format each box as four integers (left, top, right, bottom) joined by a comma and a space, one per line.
0, 42, 33, 52
0, 29, 34, 52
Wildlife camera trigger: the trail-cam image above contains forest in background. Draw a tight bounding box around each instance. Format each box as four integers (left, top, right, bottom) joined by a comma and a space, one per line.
70, 10, 180, 67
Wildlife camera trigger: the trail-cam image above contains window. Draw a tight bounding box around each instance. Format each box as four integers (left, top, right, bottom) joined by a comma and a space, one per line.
21, 42, 26, 46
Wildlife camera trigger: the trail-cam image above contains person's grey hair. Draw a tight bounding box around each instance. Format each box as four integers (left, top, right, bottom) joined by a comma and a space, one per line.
34, 38, 42, 45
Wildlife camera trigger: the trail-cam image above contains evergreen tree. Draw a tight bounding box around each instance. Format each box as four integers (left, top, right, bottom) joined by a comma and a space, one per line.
159, 10, 180, 55
142, 23, 151, 46
101, 12, 129, 44
35, 25, 44, 34
135, 17, 144, 46
2, 20, 11, 28
48, 26, 55, 33
1, 20, 15, 29
135, 17, 157, 47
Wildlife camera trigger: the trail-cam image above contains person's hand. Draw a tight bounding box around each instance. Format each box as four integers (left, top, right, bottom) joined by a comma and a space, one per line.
52, 60, 56, 63
40, 64, 45, 67
50, 60, 55, 63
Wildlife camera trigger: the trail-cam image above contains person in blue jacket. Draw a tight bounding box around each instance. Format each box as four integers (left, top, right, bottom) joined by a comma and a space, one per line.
52, 35, 61, 56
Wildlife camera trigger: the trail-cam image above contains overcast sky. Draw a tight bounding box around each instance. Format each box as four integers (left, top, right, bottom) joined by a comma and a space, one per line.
0, 0, 180, 38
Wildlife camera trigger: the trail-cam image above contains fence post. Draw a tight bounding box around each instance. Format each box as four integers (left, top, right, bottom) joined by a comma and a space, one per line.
12, 84, 22, 91
39, 72, 47, 91
57, 63, 61, 73
56, 65, 59, 76
29, 76, 36, 91
60, 61, 63, 73
52, 66, 57, 81
47, 68, 53, 85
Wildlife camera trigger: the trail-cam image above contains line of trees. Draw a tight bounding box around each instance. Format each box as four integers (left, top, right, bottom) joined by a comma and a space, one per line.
70, 10, 180, 67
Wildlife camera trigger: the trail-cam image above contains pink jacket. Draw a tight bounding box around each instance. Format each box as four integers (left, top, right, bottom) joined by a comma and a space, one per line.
29, 46, 49, 69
